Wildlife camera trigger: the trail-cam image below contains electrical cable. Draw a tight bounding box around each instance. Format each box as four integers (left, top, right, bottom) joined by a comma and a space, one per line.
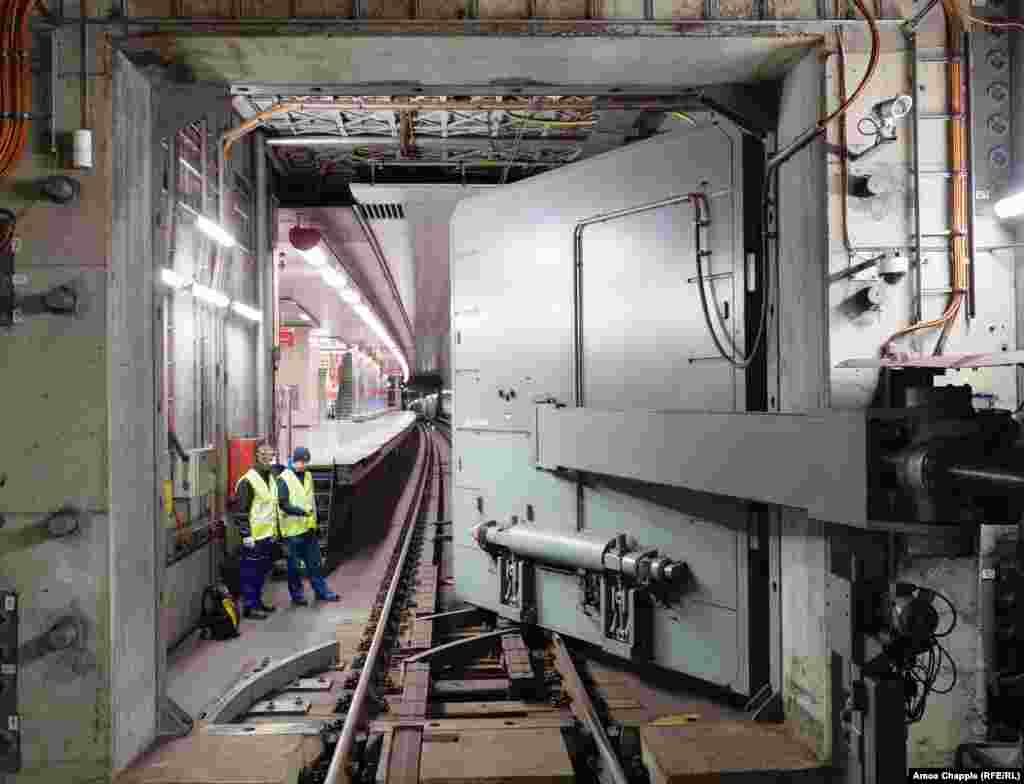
0, 0, 49, 180
692, 192, 756, 365
670, 111, 697, 127
691, 0, 879, 370
958, 12, 1024, 31
927, 587, 958, 637
889, 584, 959, 723
883, 0, 969, 355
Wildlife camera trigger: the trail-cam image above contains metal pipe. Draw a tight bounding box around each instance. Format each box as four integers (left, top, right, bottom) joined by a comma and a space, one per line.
964, 31, 977, 320
50, 30, 57, 161
473, 522, 686, 583
977, 524, 997, 737
255, 131, 272, 437
478, 524, 614, 571
551, 634, 629, 784
78, 0, 86, 128
323, 430, 431, 784
909, 32, 924, 322
402, 629, 518, 667
945, 460, 1024, 494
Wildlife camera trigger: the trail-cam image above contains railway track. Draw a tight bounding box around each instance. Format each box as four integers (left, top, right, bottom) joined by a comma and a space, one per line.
196, 420, 725, 784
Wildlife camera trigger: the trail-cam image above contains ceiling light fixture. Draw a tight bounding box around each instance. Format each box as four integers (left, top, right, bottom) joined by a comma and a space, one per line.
231, 302, 262, 322
191, 282, 230, 309
321, 266, 346, 288
161, 268, 191, 289
301, 246, 327, 267
338, 286, 361, 305
994, 191, 1024, 221
299, 312, 311, 322
195, 215, 237, 248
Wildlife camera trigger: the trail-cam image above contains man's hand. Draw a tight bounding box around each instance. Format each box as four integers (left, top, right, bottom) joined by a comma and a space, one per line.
243, 536, 255, 548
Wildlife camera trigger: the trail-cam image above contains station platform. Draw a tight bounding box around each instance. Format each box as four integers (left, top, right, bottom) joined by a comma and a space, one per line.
284, 411, 417, 476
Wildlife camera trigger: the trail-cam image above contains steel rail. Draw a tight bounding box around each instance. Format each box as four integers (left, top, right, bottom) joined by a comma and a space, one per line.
324, 426, 435, 784
551, 634, 629, 784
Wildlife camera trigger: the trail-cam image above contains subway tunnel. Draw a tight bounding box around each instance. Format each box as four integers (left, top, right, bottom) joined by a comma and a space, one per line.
1, 6, 1024, 784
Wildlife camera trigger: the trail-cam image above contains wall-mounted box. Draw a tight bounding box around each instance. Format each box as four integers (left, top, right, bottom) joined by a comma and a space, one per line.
173, 446, 216, 498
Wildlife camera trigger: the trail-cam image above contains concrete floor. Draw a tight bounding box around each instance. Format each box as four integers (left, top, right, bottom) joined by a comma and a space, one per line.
283, 410, 416, 466
167, 457, 413, 720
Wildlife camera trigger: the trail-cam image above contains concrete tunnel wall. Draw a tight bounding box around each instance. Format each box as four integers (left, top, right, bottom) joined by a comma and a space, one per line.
0, 29, 266, 782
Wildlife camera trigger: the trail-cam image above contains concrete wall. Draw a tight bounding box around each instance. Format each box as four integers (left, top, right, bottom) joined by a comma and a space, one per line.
0, 25, 116, 784
820, 19, 1019, 772
0, 23, 265, 783
774, 49, 833, 762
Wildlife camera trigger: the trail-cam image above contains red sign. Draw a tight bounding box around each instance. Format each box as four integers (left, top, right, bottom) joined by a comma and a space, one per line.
279, 328, 295, 347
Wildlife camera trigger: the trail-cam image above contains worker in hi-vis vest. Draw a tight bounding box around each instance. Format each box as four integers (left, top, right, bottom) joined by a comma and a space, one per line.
232, 443, 281, 619
277, 447, 339, 606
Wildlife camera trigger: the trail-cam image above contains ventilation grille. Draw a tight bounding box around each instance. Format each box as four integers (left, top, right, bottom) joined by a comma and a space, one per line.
360, 203, 405, 221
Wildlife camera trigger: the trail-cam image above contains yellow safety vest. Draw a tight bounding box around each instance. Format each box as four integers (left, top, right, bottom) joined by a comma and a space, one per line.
235, 469, 279, 541
279, 468, 317, 538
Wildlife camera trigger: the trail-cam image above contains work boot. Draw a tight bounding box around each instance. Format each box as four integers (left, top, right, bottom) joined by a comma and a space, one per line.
292, 597, 309, 607
243, 607, 268, 620
259, 602, 276, 613
317, 592, 340, 602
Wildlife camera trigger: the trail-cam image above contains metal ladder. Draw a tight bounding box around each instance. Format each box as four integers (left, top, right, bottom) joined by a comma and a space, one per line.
312, 461, 337, 556
905, 27, 975, 327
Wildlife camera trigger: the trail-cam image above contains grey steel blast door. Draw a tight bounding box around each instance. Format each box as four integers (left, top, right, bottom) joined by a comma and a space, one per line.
449, 115, 769, 696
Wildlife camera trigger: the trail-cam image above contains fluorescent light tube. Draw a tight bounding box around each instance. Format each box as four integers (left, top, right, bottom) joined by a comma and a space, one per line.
299, 312, 311, 322
191, 282, 230, 308
161, 268, 190, 288
321, 266, 346, 288
338, 286, 361, 304
301, 246, 327, 267
231, 301, 262, 321
195, 215, 237, 248
994, 191, 1024, 221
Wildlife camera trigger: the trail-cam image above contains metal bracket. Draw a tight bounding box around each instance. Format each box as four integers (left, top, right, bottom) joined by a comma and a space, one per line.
601, 575, 638, 659
157, 695, 194, 739
248, 696, 312, 715
497, 553, 535, 624
287, 676, 334, 691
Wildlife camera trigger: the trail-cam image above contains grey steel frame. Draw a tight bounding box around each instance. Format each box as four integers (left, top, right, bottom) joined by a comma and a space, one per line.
33, 15, 908, 34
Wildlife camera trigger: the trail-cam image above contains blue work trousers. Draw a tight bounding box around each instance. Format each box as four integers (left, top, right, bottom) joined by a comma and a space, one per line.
285, 531, 330, 601
239, 538, 276, 611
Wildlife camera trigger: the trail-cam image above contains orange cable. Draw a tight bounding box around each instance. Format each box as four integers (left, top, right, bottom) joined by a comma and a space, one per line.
883, 0, 969, 353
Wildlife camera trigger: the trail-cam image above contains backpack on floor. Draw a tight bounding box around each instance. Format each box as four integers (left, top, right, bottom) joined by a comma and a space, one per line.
199, 584, 240, 641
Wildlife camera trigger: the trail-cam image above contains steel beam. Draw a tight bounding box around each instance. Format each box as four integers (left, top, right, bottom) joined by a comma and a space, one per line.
36, 15, 907, 33
267, 135, 587, 149
534, 405, 871, 527
254, 130, 272, 438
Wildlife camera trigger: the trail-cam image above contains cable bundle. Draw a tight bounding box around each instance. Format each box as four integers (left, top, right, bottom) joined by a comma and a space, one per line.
893, 586, 959, 723
0, 0, 45, 180
882, 1, 977, 355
